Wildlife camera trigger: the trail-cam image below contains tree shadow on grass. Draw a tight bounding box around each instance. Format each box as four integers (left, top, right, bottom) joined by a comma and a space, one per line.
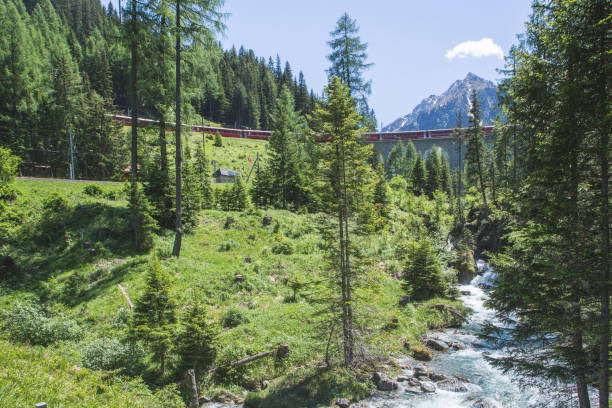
5, 201, 152, 294
243, 367, 372, 408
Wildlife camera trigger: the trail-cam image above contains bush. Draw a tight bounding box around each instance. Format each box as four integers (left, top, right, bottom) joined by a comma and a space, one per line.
271, 240, 294, 255
0, 147, 20, 184
42, 192, 69, 213
3, 300, 82, 346
83, 184, 103, 197
103, 190, 118, 200
0, 183, 17, 201
221, 307, 249, 328
214, 131, 223, 147
218, 239, 239, 252
401, 241, 448, 301
81, 337, 144, 375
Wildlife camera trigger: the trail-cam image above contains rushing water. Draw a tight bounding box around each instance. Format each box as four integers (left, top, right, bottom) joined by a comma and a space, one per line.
355, 260, 546, 408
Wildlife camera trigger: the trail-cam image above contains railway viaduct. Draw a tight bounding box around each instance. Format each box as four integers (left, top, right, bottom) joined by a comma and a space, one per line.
365, 134, 495, 170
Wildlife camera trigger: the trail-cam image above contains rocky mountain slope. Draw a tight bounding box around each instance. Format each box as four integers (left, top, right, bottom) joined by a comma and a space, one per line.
383, 73, 500, 132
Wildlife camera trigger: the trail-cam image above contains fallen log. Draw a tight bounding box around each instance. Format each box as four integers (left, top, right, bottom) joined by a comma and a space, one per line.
230, 351, 271, 367
117, 284, 133, 309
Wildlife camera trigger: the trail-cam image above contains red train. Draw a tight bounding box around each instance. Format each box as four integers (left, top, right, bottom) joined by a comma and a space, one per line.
110, 114, 492, 142
364, 126, 493, 141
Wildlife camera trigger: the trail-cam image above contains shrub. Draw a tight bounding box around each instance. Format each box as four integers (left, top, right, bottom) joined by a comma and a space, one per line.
0, 183, 17, 201
214, 131, 223, 147
0, 147, 20, 184
42, 192, 69, 213
103, 190, 118, 200
221, 307, 249, 328
218, 239, 239, 252
83, 184, 103, 197
81, 337, 144, 375
271, 240, 294, 255
402, 240, 448, 301
3, 300, 82, 345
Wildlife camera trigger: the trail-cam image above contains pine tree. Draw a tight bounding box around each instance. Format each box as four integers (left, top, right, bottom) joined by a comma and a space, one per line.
411, 155, 426, 196
311, 76, 374, 367
194, 142, 213, 208
130, 258, 177, 375
386, 142, 404, 178
440, 154, 452, 196
128, 181, 157, 250
424, 149, 441, 198
181, 146, 202, 231
401, 141, 417, 181
177, 297, 217, 375
402, 241, 447, 301
266, 85, 304, 209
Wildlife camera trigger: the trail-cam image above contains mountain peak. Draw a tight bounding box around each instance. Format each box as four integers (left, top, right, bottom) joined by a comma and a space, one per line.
382, 75, 500, 132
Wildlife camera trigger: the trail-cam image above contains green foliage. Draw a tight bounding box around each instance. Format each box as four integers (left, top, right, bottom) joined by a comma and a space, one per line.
221, 307, 249, 328
218, 178, 249, 211
271, 239, 294, 255
129, 182, 157, 250
83, 184, 104, 197
81, 337, 145, 375
130, 258, 177, 374
177, 297, 218, 374
402, 241, 448, 301
425, 149, 441, 198
194, 142, 213, 208
411, 155, 427, 196
326, 13, 374, 129
0, 147, 20, 184
181, 149, 203, 231
3, 300, 82, 346
214, 131, 223, 147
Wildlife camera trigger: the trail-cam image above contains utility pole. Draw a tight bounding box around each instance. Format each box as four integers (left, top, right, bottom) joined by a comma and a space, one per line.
69, 127, 75, 179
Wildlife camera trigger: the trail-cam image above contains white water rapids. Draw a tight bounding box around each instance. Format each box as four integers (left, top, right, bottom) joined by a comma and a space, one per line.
355, 260, 544, 408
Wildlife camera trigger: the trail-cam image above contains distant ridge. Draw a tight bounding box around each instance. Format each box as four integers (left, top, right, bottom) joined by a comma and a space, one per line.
383, 73, 500, 132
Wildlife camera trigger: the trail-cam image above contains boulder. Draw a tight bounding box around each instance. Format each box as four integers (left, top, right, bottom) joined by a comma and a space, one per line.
335, 398, 351, 408
428, 372, 446, 382
406, 377, 421, 387
398, 295, 411, 307
454, 375, 471, 383
420, 381, 436, 393
396, 376, 411, 382
469, 398, 496, 408
276, 344, 291, 359
449, 341, 466, 351
424, 338, 449, 352
404, 386, 424, 394
261, 380, 269, 390
372, 372, 398, 391
413, 366, 428, 377
262, 215, 273, 226
413, 348, 433, 361
436, 378, 468, 392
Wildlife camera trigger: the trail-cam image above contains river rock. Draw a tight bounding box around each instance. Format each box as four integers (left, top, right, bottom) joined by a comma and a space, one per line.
420, 381, 436, 393
336, 398, 351, 408
396, 375, 411, 382
428, 372, 446, 382
372, 372, 398, 391
404, 386, 424, 394
425, 338, 449, 352
449, 341, 466, 350
454, 374, 471, 383
469, 398, 496, 408
413, 348, 433, 361
436, 378, 468, 392
413, 366, 428, 377
406, 377, 421, 387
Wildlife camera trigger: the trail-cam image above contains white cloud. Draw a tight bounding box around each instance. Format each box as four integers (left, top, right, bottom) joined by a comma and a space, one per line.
445, 38, 504, 60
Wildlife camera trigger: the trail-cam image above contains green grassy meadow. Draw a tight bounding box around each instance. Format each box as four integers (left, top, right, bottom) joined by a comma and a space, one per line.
0, 178, 467, 407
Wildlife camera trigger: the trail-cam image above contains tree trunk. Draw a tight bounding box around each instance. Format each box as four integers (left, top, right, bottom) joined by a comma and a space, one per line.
172, 0, 182, 258
130, 0, 138, 182
187, 368, 199, 408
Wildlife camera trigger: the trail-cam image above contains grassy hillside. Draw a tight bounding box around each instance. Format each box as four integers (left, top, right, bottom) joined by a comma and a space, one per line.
0, 179, 467, 407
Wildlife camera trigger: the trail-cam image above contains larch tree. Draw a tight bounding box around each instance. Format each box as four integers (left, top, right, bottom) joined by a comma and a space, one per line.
171, 0, 225, 257
465, 90, 488, 207
326, 13, 375, 129
311, 76, 373, 367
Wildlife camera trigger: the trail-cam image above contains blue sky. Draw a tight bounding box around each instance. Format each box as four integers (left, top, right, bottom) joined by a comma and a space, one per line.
105, 0, 533, 128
